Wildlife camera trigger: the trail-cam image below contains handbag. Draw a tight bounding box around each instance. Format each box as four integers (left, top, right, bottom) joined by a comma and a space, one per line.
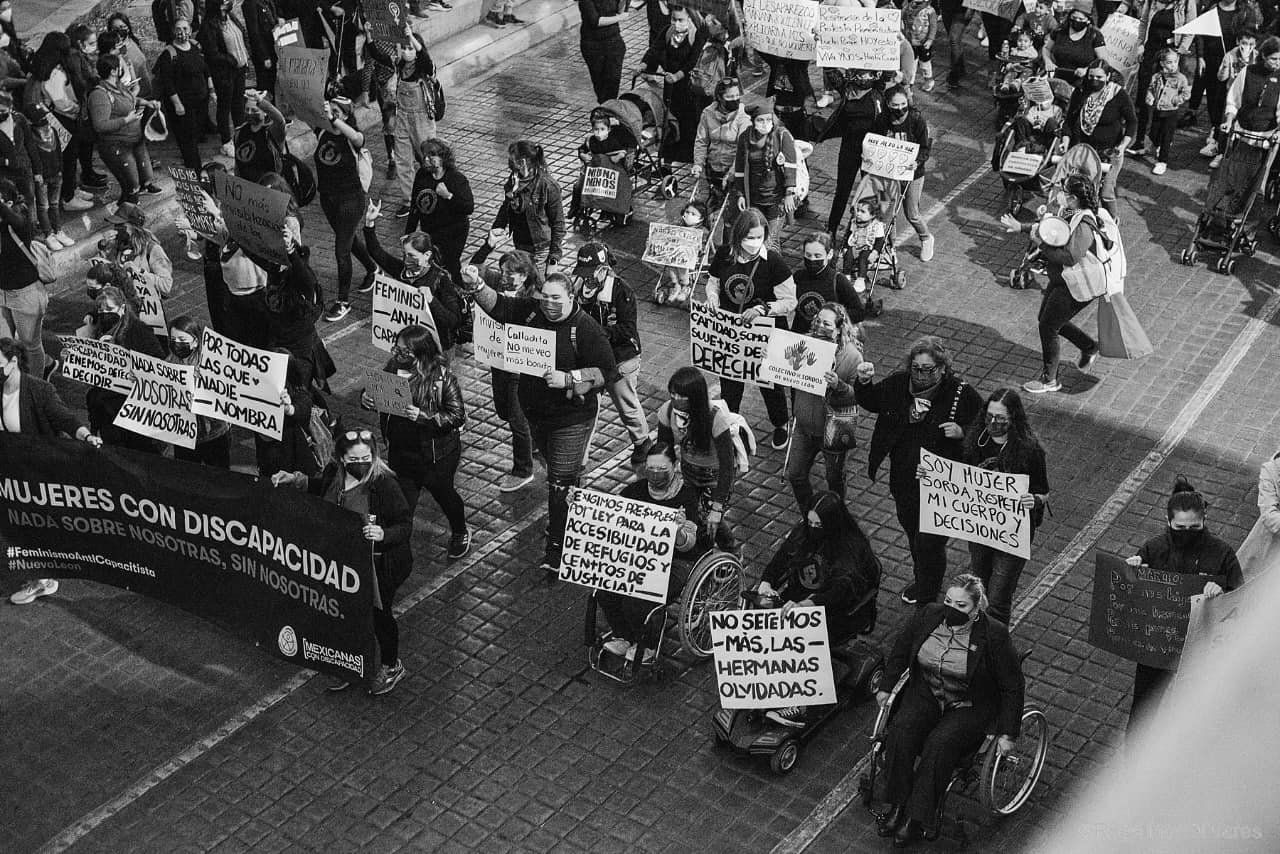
421, 76, 446, 122
1096, 292, 1153, 359
1060, 212, 1111, 301
8, 226, 58, 284
822, 405, 858, 453
347, 138, 373, 192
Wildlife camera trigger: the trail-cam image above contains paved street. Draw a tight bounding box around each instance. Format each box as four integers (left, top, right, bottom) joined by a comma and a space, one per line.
3, 6, 1280, 854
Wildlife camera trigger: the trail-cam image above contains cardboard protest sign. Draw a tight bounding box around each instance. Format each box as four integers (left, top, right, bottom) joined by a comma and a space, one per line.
127, 272, 167, 338
1099, 13, 1142, 77
861, 133, 920, 182
169, 166, 220, 240
689, 301, 775, 388
642, 223, 706, 270
1001, 151, 1045, 177
277, 45, 330, 130
213, 172, 290, 266
1088, 553, 1208, 669
817, 6, 901, 71
710, 606, 839, 709
680, 0, 733, 21
744, 0, 818, 60
560, 488, 683, 604
371, 272, 439, 353
191, 328, 288, 440
362, 369, 414, 416
918, 450, 1031, 558
581, 160, 631, 215
472, 309, 505, 369
467, 311, 556, 376
963, 0, 1021, 19
113, 352, 197, 449
760, 329, 837, 395
362, 0, 412, 45
56, 336, 134, 394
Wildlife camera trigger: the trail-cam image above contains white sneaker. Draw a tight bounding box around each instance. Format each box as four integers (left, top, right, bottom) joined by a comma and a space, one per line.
74, 187, 96, 201
41, 235, 62, 251
603, 638, 632, 656
1209, 154, 1223, 169
10, 579, 59, 604
852, 277, 867, 294
64, 195, 94, 211
1152, 162, 1168, 175
221, 141, 236, 157
815, 92, 833, 108
1199, 139, 1218, 157
920, 235, 935, 262
624, 644, 657, 665
54, 230, 75, 248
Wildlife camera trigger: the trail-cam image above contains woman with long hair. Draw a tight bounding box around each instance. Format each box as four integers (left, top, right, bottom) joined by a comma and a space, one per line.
491, 140, 565, 274
655, 366, 738, 550
273, 429, 414, 695
87, 51, 162, 207
104, 12, 153, 98
152, 16, 212, 170
28, 29, 107, 207
364, 323, 471, 560
82, 285, 164, 453
166, 314, 231, 468
198, 0, 250, 156
100, 203, 174, 297
387, 31, 437, 209
961, 388, 1050, 625
405, 138, 474, 285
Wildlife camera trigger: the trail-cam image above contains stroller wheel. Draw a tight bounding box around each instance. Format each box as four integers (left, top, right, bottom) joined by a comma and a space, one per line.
658, 175, 679, 199
1180, 248, 1196, 266
1222, 257, 1239, 275
1243, 238, 1257, 257
893, 270, 907, 290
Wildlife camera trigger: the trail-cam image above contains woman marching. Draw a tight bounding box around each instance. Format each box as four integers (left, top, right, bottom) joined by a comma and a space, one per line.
490, 140, 565, 275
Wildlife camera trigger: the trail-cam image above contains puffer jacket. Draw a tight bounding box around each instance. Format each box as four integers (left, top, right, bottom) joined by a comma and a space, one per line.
693, 102, 751, 175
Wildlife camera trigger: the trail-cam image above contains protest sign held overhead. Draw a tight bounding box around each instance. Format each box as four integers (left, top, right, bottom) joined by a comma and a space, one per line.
710, 606, 838, 709
918, 450, 1031, 558
277, 45, 330, 129
963, 0, 1021, 19
372, 272, 440, 353
642, 223, 706, 271
213, 171, 291, 266
1099, 13, 1142, 78
470, 310, 556, 377
1088, 553, 1208, 670
128, 272, 168, 338
169, 166, 220, 240
761, 329, 837, 395
362, 0, 412, 45
559, 488, 683, 604
0, 434, 379, 687
114, 353, 197, 449
362, 369, 414, 416
744, 0, 818, 60
190, 328, 289, 440
56, 336, 134, 395
816, 6, 901, 71
861, 133, 920, 182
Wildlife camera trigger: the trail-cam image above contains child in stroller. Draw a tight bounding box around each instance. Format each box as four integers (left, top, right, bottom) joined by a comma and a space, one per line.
991, 30, 1044, 125
992, 76, 1070, 213
570, 108, 636, 230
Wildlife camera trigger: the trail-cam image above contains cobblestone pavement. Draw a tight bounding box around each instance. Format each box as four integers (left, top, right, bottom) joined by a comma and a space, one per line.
3, 9, 1280, 854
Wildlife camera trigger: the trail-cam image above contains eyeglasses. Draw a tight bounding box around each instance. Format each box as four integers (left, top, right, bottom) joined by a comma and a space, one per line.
390, 344, 411, 355
342, 430, 374, 442
985, 414, 1010, 425
910, 363, 939, 374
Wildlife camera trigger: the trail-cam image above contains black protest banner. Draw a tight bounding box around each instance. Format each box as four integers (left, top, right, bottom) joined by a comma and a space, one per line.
0, 434, 378, 687
362, 0, 412, 45
1088, 552, 1207, 669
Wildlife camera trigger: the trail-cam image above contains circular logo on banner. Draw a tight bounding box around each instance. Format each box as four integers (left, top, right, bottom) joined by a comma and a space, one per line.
796, 291, 824, 323
236, 139, 256, 164
316, 140, 342, 167
413, 187, 439, 216
723, 271, 755, 307
277, 625, 298, 657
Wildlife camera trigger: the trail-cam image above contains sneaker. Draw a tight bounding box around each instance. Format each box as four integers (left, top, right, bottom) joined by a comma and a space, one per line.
899, 584, 919, 606
920, 234, 935, 262
630, 437, 654, 467
9, 579, 58, 605
815, 92, 833, 108
327, 677, 353, 692
1078, 346, 1100, 373
221, 141, 236, 157
1199, 139, 1218, 158
395, 204, 411, 218
64, 195, 94, 211
426, 0, 449, 9
369, 661, 407, 695
54, 230, 75, 248
1022, 376, 1062, 394
1126, 145, 1148, 157
765, 706, 807, 728
485, 10, 507, 26
770, 425, 789, 450
921, 78, 935, 93
852, 276, 867, 294
355, 271, 376, 294
1209, 154, 1223, 169
624, 644, 657, 665
499, 472, 534, 492
1152, 162, 1168, 175
502, 13, 524, 23
140, 183, 163, 196
74, 187, 97, 201
447, 529, 472, 559
603, 638, 632, 656
41, 235, 62, 251
323, 300, 351, 321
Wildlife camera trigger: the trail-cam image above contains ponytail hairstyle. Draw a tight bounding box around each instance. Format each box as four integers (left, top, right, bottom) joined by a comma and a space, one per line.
1166, 475, 1208, 522
1062, 172, 1100, 215
950, 573, 990, 613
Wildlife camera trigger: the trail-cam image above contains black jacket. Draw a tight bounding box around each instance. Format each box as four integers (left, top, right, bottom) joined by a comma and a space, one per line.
242, 0, 279, 67
579, 275, 640, 363
364, 225, 465, 350
377, 361, 466, 471
307, 467, 414, 591
198, 9, 250, 78
887, 604, 1026, 737
1067, 85, 1138, 153
1138, 529, 1244, 591
0, 112, 43, 182
10, 374, 86, 437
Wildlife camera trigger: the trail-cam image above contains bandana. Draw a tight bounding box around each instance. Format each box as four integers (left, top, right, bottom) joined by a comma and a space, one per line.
1078, 81, 1119, 137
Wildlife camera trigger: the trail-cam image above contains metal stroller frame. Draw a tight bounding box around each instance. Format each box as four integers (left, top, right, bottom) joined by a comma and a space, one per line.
838, 171, 907, 305
1182, 124, 1280, 275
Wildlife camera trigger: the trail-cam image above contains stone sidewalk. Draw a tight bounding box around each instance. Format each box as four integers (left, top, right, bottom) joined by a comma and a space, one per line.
4, 9, 1280, 854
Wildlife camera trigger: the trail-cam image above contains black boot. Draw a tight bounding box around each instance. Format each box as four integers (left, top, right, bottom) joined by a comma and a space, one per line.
876, 805, 905, 837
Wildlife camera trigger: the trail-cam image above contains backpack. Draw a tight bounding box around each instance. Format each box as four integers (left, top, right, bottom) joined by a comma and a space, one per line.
709, 400, 757, 474
1090, 208, 1127, 294
689, 41, 729, 100
422, 76, 446, 121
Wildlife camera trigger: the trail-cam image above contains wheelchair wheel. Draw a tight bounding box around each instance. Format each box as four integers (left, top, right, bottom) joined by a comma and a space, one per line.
979, 707, 1049, 815
770, 739, 800, 775
677, 550, 744, 659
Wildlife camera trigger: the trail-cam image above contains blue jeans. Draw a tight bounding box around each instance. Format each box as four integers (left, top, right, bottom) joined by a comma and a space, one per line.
492, 369, 534, 478
784, 424, 848, 509
319, 189, 375, 302
967, 541, 1027, 626
531, 414, 597, 550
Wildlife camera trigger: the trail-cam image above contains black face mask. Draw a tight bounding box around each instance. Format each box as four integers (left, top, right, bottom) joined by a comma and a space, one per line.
1169, 527, 1204, 549
720, 98, 740, 112
1084, 77, 1107, 92
1069, 19, 1088, 32
943, 605, 970, 627
803, 258, 828, 277
344, 461, 372, 480
0, 112, 10, 122
889, 107, 909, 122
87, 286, 104, 301
94, 311, 121, 332
170, 342, 194, 359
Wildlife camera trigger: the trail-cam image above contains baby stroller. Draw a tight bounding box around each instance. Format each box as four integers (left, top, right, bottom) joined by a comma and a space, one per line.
837, 172, 904, 311
1006, 143, 1104, 290
992, 78, 1072, 214
990, 54, 1042, 126
1182, 124, 1280, 275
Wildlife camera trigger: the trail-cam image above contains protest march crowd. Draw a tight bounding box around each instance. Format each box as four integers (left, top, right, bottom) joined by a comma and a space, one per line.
2, 0, 1280, 846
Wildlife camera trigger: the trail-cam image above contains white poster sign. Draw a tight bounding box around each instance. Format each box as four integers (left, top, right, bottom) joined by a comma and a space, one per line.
761, 329, 837, 395
918, 449, 1031, 558
190, 328, 288, 440
710, 606, 839, 709
113, 352, 197, 449
560, 488, 683, 605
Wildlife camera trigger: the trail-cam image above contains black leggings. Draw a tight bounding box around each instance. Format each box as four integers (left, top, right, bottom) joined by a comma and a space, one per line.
827, 133, 868, 235
166, 101, 207, 170
581, 39, 625, 103
1037, 281, 1095, 380
373, 562, 408, 665
394, 444, 467, 538
319, 189, 376, 302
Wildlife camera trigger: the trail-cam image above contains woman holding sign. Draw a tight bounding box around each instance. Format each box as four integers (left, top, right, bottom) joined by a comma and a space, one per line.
816, 69, 885, 238
871, 86, 935, 262
961, 388, 1050, 625
82, 285, 165, 454
1122, 477, 1241, 734
166, 315, 231, 468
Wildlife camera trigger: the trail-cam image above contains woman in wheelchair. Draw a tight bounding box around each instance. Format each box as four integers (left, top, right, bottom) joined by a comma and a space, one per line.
756, 491, 882, 729
875, 574, 1025, 848
597, 441, 714, 664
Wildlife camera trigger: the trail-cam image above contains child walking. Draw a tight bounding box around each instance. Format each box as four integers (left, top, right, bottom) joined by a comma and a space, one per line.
1146, 48, 1191, 176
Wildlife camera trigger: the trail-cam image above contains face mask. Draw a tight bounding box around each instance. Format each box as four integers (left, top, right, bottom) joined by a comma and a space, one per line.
889, 107, 909, 121
542, 298, 568, 321
0, 111, 9, 123
170, 342, 194, 359
174, 33, 189, 44
720, 98, 740, 112
943, 605, 970, 626
402, 255, 421, 275
1169, 527, 1204, 548
94, 311, 121, 331
344, 461, 372, 480
753, 122, 773, 136
987, 420, 1009, 438
803, 258, 827, 276
592, 128, 610, 141
86, 285, 104, 300
681, 212, 703, 227
739, 236, 765, 257
1069, 19, 1088, 32
647, 469, 673, 490
1085, 77, 1106, 92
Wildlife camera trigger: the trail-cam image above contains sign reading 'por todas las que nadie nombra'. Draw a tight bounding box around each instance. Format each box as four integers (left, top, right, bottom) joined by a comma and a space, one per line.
0, 435, 379, 687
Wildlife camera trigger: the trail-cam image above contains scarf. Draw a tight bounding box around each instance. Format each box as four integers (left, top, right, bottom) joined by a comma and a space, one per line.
646, 469, 685, 503
908, 378, 942, 424
1078, 82, 1119, 137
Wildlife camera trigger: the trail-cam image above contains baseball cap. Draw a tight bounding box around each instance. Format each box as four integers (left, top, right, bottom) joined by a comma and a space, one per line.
105, 202, 146, 227
573, 241, 612, 277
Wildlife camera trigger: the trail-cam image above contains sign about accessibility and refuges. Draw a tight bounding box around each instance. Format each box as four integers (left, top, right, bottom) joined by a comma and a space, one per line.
690, 301, 775, 388
114, 353, 197, 449
371, 272, 440, 353
191, 328, 288, 440
760, 329, 836, 395
56, 336, 134, 394
861, 133, 920, 182
744, 0, 818, 60
918, 450, 1031, 558
582, 166, 620, 200
170, 166, 221, 241
643, 223, 706, 270
1088, 553, 1208, 670
471, 310, 557, 377
213, 171, 290, 266
362, 369, 414, 416
277, 45, 330, 129
817, 6, 901, 71
710, 606, 838, 709
559, 487, 683, 604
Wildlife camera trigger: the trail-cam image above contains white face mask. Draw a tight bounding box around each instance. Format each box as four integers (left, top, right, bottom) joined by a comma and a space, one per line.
740, 236, 765, 257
